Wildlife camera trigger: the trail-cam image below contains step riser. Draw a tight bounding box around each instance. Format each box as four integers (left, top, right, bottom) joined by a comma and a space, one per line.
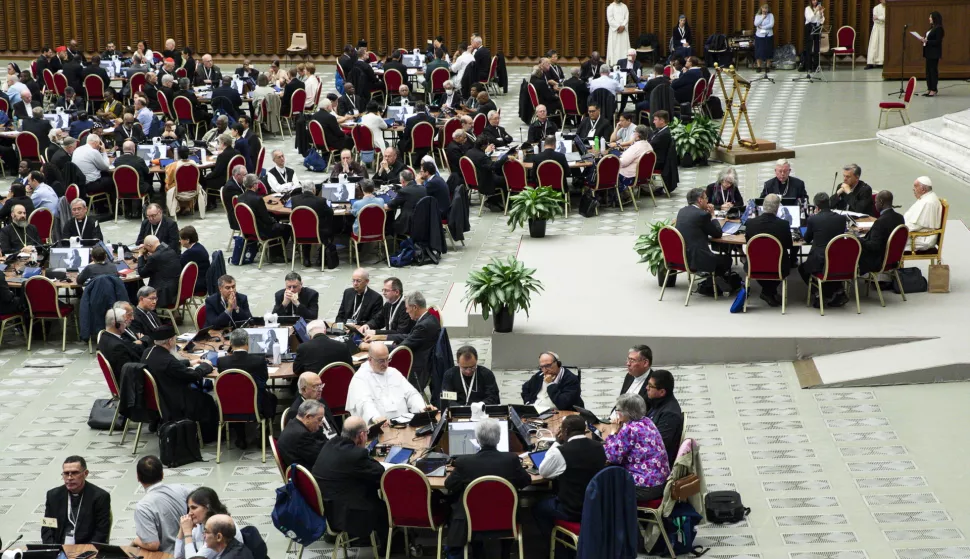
878, 109, 970, 186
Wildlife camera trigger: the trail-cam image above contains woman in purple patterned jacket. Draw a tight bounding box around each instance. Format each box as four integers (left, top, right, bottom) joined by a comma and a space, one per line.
604, 393, 671, 500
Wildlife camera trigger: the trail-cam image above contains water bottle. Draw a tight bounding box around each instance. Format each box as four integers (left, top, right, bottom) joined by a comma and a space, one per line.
12, 116, 19, 131
30, 248, 38, 263
593, 137, 600, 153
117, 245, 125, 262
271, 341, 281, 365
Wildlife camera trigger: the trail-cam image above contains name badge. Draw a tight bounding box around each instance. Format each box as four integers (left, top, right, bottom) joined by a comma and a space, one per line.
441, 390, 458, 401
42, 517, 58, 528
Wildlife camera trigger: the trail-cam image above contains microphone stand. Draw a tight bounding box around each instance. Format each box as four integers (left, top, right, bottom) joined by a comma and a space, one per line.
889, 24, 908, 97
794, 22, 824, 83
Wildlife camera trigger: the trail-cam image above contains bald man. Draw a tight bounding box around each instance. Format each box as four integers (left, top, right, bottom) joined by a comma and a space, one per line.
136, 235, 181, 309
293, 320, 354, 378
203, 515, 250, 559
335, 268, 383, 325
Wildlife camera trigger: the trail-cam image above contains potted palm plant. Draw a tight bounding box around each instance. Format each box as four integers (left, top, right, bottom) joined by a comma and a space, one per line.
506, 186, 565, 238
669, 115, 719, 167
463, 256, 545, 332
634, 219, 677, 287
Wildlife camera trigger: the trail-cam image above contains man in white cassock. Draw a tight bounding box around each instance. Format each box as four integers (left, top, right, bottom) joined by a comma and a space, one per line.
606, 0, 631, 66
903, 176, 942, 251
866, 0, 886, 69
345, 342, 434, 425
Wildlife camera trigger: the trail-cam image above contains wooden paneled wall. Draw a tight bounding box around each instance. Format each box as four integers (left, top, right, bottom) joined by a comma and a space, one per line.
0, 0, 879, 60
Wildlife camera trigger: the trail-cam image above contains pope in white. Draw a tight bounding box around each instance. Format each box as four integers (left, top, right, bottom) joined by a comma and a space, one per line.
606, 0, 631, 65
346, 342, 434, 424
903, 176, 943, 251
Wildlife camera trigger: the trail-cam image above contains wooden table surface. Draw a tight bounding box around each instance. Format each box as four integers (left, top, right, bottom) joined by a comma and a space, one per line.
710, 215, 875, 246
5, 256, 142, 289
54, 544, 171, 559
265, 194, 352, 217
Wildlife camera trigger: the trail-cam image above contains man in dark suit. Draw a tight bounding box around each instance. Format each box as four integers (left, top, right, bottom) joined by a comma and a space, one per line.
129, 286, 169, 343
287, 372, 341, 438
444, 419, 531, 551
279, 69, 305, 116
832, 163, 876, 216
36, 46, 61, 75
465, 135, 507, 211
373, 147, 407, 185
42, 456, 111, 544
675, 187, 732, 292
576, 102, 612, 142
142, 324, 218, 441
310, 98, 353, 151
379, 292, 440, 389
217, 329, 279, 447
760, 159, 808, 202
238, 173, 290, 243
529, 68, 561, 114
12, 90, 41, 120
211, 76, 243, 120
289, 183, 334, 267
529, 135, 569, 187
649, 111, 675, 188
293, 320, 355, 376
204, 275, 252, 329
238, 116, 261, 173
193, 54, 223, 86
382, 51, 408, 77
616, 345, 655, 405
174, 77, 209, 121
634, 64, 670, 114
859, 190, 905, 276
136, 235, 181, 309
157, 75, 177, 108
580, 52, 604, 82
311, 417, 389, 541
472, 37, 492, 82
230, 124, 252, 171
397, 102, 436, 155
799, 192, 849, 304
359, 277, 415, 338
271, 271, 319, 320
521, 351, 584, 411
350, 49, 379, 104
82, 55, 110, 92
204, 135, 240, 192
744, 193, 794, 306
386, 170, 428, 237
562, 67, 590, 114
278, 399, 329, 469
335, 268, 384, 325
526, 104, 560, 144
60, 51, 85, 93
440, 345, 501, 409
202, 516, 252, 559
114, 113, 146, 146
436, 81, 463, 111
645, 369, 684, 467
671, 56, 703, 103
444, 131, 472, 178
97, 308, 144, 377
418, 160, 451, 218
480, 111, 513, 148
22, 106, 54, 154
336, 82, 362, 117
56, 87, 84, 114
114, 140, 152, 198
136, 204, 180, 251
221, 166, 247, 231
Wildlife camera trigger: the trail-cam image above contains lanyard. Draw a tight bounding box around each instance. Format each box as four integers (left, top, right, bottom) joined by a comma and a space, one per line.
205, 67, 212, 79
150, 221, 160, 237
460, 370, 477, 404
67, 493, 83, 529
387, 300, 402, 327
351, 293, 364, 321
74, 217, 87, 238
139, 308, 158, 329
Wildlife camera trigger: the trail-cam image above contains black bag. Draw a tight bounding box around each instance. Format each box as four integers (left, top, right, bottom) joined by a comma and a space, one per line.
158, 419, 204, 467
706, 97, 724, 119
87, 398, 125, 431
705, 491, 750, 524
578, 190, 599, 218
324, 242, 339, 270
893, 267, 927, 294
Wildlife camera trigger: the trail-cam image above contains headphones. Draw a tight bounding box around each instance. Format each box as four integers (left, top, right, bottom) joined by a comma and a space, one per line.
112, 308, 122, 329
543, 351, 562, 368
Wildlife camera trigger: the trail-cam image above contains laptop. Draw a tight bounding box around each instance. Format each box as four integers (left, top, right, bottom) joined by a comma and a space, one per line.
721, 221, 742, 235
93, 544, 134, 559
385, 446, 415, 465
49, 247, 90, 271
573, 405, 609, 425
448, 420, 509, 456
529, 449, 549, 469
181, 327, 213, 353
448, 405, 509, 419
564, 135, 588, 162
509, 404, 539, 418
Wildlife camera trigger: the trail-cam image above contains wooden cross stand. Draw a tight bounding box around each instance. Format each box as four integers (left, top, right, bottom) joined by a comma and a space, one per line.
714, 64, 759, 151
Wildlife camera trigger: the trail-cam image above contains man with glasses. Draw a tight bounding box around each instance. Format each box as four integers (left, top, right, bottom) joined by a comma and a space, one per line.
41, 456, 111, 544
576, 102, 612, 142
335, 268, 383, 327
617, 345, 654, 404
287, 371, 341, 438
129, 286, 169, 343
359, 277, 414, 340
521, 351, 584, 412
345, 342, 435, 425
278, 399, 330, 469
136, 203, 181, 254
439, 345, 500, 410
644, 369, 683, 467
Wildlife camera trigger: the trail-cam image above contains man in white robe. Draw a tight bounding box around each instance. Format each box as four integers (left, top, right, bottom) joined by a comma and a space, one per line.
866, 0, 887, 69
606, 0, 631, 66
345, 342, 433, 424
903, 176, 943, 251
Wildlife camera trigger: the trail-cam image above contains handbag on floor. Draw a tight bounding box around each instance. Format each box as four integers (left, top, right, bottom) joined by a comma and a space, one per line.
87, 398, 125, 431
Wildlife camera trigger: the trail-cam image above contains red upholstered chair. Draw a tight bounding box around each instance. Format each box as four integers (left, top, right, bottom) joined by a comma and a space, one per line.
744, 234, 788, 313
536, 159, 568, 217
486, 56, 501, 95
705, 71, 717, 102
663, 65, 673, 78
156, 262, 198, 333
427, 67, 450, 102
289, 206, 328, 272
367, 52, 379, 64
27, 275, 77, 347
440, 118, 463, 169
832, 26, 857, 71
16, 131, 44, 163
559, 87, 582, 128
658, 226, 717, 306
406, 121, 436, 167
351, 204, 390, 268
112, 165, 149, 222
77, 129, 92, 145
878, 76, 917, 129
0, 304, 24, 346
207, 154, 246, 205
351, 124, 377, 163
213, 369, 267, 463
863, 224, 910, 306
175, 67, 187, 78
0, 97, 7, 117
254, 146, 267, 176
174, 163, 204, 217
119, 369, 164, 454
589, 154, 626, 212
308, 119, 340, 165
382, 69, 405, 108
225, 193, 241, 249
427, 306, 441, 323
806, 233, 862, 315
381, 465, 447, 559
289, 463, 378, 558
172, 95, 206, 140
28, 207, 54, 243
633, 151, 669, 207
319, 362, 355, 417
388, 345, 415, 383
52, 72, 68, 97
235, 203, 287, 269
65, 184, 80, 204
128, 72, 147, 99
551, 519, 581, 558
83, 74, 106, 112
156, 91, 172, 118
459, 156, 488, 216
42, 69, 57, 104
462, 476, 524, 558
96, 351, 123, 435
195, 305, 207, 330
691, 78, 707, 115
526, 83, 539, 111
472, 113, 487, 136
269, 436, 286, 482
153, 52, 164, 65
502, 159, 532, 215
281, 89, 306, 136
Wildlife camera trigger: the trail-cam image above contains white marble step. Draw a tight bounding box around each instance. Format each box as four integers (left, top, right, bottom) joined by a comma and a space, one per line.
877, 109, 970, 185
942, 111, 970, 136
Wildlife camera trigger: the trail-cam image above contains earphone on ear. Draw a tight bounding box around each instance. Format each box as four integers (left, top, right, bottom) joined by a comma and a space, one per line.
543, 351, 562, 368
112, 309, 122, 329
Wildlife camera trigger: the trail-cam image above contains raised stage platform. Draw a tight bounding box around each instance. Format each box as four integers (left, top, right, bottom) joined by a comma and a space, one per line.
878, 109, 970, 185
442, 223, 970, 387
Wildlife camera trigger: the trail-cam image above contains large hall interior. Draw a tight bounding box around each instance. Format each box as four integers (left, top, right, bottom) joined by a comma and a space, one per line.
1, 0, 969, 558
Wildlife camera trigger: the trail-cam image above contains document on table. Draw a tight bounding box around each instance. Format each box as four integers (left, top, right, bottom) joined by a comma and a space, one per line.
268, 367, 279, 375
854, 221, 874, 230
834, 210, 870, 218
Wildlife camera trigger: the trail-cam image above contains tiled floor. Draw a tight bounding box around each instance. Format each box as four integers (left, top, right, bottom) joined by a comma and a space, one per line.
1, 64, 969, 558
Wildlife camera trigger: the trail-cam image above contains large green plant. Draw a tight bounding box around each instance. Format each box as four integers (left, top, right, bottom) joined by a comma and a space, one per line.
669, 116, 720, 162
634, 219, 672, 276
463, 256, 545, 320
506, 186, 565, 231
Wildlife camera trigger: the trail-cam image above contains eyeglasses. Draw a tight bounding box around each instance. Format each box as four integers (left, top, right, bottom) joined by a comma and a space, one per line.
539, 362, 556, 370
626, 357, 645, 363
460, 366, 476, 373
371, 358, 389, 365
646, 384, 659, 390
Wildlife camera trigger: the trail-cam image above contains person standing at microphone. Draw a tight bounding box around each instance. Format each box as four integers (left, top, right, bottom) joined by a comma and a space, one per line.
800, 0, 825, 73
921, 11, 944, 97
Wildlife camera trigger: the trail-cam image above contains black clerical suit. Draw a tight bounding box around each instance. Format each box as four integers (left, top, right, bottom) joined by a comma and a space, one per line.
287, 394, 340, 437
364, 298, 414, 337
203, 292, 253, 329
97, 330, 142, 379
311, 436, 388, 539
833, 181, 876, 216
373, 159, 406, 186
335, 286, 383, 325
423, 175, 451, 217
464, 146, 505, 197
529, 148, 569, 188
760, 176, 808, 202
475, 100, 498, 118
113, 153, 152, 195
141, 344, 217, 436
129, 307, 166, 342
859, 208, 905, 275
221, 178, 245, 230
387, 311, 440, 389
41, 482, 112, 544
529, 75, 561, 113
619, 372, 651, 402
280, 78, 305, 116
0, 223, 41, 254
798, 209, 848, 296
62, 60, 84, 93
387, 181, 428, 236
277, 416, 326, 470
527, 118, 559, 144
194, 65, 223, 86
210, 85, 242, 120
445, 447, 531, 547
521, 367, 584, 410
310, 108, 353, 151
216, 349, 278, 419
204, 146, 240, 190
114, 124, 146, 147
473, 46, 492, 81
481, 124, 513, 148
61, 217, 103, 242
744, 212, 794, 296
272, 286, 320, 320
23, 117, 53, 153
136, 243, 181, 309
136, 217, 180, 253
440, 365, 501, 409
336, 93, 362, 117
238, 190, 288, 241
646, 391, 684, 467
444, 141, 471, 178
290, 191, 334, 263
293, 334, 354, 375
674, 204, 730, 275
576, 116, 612, 141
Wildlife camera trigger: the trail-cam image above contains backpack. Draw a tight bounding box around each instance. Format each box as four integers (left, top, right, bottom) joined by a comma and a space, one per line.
323, 242, 339, 269
652, 502, 709, 557
229, 236, 257, 266
272, 467, 328, 545
705, 96, 724, 120
390, 238, 415, 267
303, 150, 328, 173
578, 190, 599, 218
705, 490, 751, 524
157, 419, 203, 467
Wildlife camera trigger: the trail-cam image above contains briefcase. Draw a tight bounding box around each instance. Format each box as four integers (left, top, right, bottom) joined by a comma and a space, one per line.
928, 263, 950, 293
671, 473, 701, 501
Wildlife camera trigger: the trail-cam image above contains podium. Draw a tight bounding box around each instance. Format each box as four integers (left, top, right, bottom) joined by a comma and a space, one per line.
884, 0, 970, 79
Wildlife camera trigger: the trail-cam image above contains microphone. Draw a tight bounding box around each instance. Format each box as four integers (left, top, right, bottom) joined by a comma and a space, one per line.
830, 171, 840, 196
3, 534, 23, 552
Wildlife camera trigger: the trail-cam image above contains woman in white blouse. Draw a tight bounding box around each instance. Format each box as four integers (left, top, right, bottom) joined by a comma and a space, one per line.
754, 4, 775, 70
174, 487, 243, 559
359, 100, 389, 151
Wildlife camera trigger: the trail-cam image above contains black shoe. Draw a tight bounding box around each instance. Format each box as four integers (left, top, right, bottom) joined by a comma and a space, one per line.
234, 437, 248, 450
714, 276, 732, 295
864, 65, 875, 70
760, 292, 781, 307
409, 542, 424, 557
302, 258, 312, 268
828, 292, 850, 308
